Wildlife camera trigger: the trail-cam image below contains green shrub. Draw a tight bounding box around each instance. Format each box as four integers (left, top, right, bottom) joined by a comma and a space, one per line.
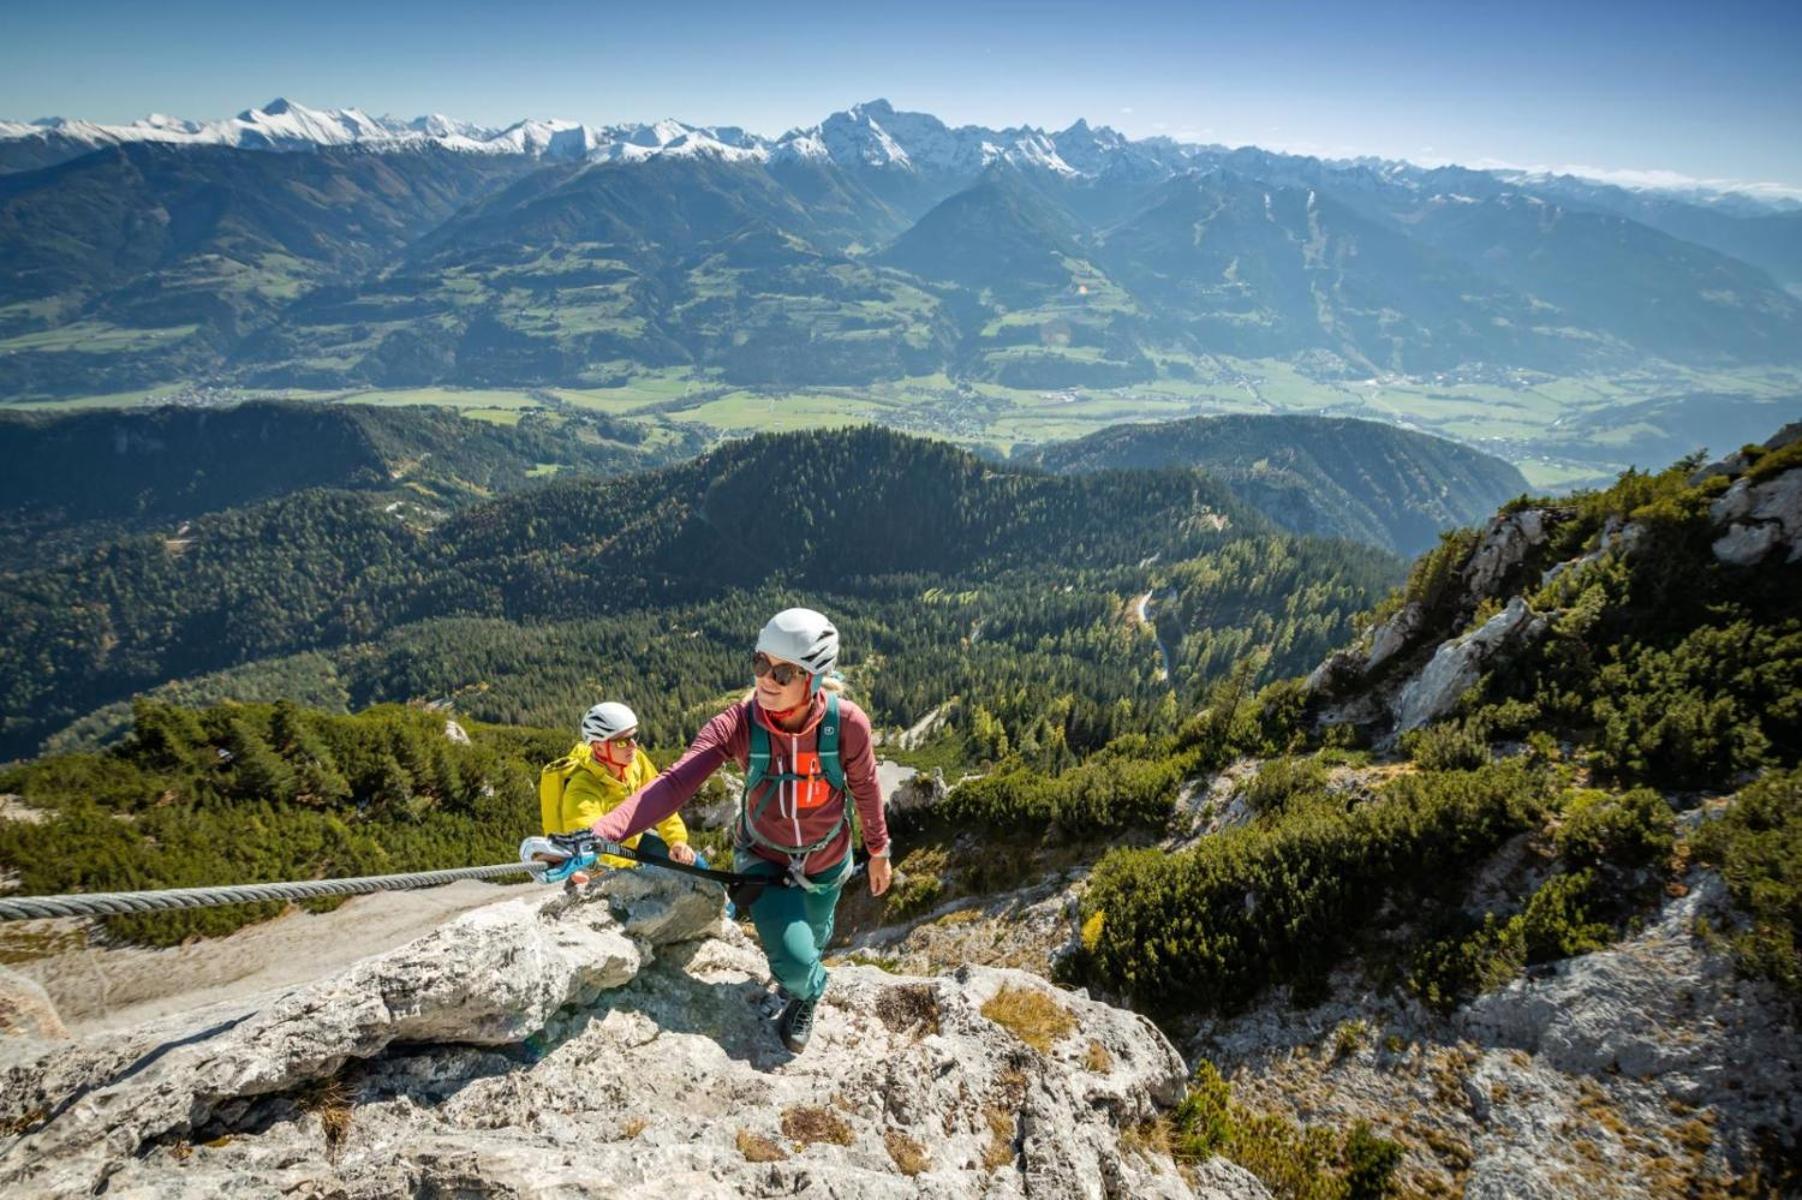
1079, 761, 1547, 1013
1519, 870, 1611, 963
942, 749, 1190, 835
1470, 697, 1542, 740
1242, 756, 1329, 817
1170, 1062, 1403, 1200
887, 846, 949, 919
1407, 870, 1611, 1010
1586, 621, 1800, 787
1400, 721, 1490, 771
1556, 787, 1676, 870
1407, 913, 1526, 1012
1692, 769, 1802, 1000
1746, 437, 1802, 483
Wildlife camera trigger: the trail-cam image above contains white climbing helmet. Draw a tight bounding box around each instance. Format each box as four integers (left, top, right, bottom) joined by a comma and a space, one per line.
579, 701, 638, 744
755, 607, 839, 686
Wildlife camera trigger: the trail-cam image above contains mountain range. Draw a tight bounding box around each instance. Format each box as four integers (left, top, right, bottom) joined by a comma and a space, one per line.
2, 98, 1799, 421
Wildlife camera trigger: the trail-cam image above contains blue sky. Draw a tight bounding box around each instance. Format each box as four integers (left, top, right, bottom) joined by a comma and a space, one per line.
4, 0, 1800, 189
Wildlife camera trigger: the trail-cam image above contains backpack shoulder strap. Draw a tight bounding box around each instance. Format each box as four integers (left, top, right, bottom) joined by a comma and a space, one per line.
742, 700, 772, 796
817, 691, 846, 792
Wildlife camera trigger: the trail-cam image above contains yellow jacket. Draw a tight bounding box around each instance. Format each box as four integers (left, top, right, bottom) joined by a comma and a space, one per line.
541, 742, 688, 869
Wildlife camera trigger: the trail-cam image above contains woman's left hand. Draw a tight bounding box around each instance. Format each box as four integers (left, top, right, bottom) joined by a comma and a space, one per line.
868, 856, 891, 897
667, 842, 697, 866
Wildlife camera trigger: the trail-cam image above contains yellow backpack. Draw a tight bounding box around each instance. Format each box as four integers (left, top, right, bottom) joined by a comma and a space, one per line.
537, 744, 590, 834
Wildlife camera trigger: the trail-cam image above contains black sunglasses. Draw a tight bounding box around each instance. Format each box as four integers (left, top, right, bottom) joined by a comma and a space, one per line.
752, 652, 808, 686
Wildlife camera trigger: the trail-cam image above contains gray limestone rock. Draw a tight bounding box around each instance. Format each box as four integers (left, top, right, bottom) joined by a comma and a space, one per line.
1392, 597, 1547, 733
1366, 600, 1427, 672
1461, 509, 1548, 603
0, 965, 66, 1041
0, 872, 1242, 1200
1710, 469, 1802, 566
889, 766, 950, 818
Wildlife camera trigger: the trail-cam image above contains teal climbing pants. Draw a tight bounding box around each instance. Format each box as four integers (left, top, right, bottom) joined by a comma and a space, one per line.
733, 849, 853, 1002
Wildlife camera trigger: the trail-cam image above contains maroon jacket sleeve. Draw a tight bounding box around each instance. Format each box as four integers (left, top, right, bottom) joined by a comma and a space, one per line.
592, 705, 746, 843
839, 700, 890, 857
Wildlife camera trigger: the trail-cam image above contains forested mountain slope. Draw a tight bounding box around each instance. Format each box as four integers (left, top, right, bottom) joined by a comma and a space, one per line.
0, 402, 704, 571
1031, 413, 1531, 556
0, 425, 1316, 757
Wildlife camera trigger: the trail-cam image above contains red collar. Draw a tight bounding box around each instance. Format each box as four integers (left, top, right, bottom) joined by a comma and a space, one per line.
753, 693, 824, 737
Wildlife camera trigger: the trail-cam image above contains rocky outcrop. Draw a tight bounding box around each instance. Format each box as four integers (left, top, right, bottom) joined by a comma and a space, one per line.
1392, 598, 1549, 733
1304, 509, 1558, 727
0, 871, 1245, 1199
1461, 509, 1549, 602
889, 766, 951, 818
1710, 469, 1802, 566
1309, 440, 1799, 741
1365, 600, 1427, 672
1187, 871, 1800, 1198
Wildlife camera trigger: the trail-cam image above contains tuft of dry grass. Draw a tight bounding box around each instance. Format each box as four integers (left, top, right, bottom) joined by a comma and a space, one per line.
983, 1104, 1017, 1170
1121, 1116, 1174, 1160
300, 1077, 352, 1161
1083, 1040, 1113, 1073
0, 1107, 48, 1137
1678, 1117, 1715, 1156
980, 984, 1076, 1053
620, 1116, 648, 1139
885, 1128, 931, 1176
874, 983, 941, 1036
781, 1103, 855, 1148
736, 1128, 787, 1162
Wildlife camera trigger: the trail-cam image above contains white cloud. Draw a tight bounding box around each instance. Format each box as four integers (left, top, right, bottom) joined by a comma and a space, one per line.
1462, 157, 1802, 202
1120, 106, 1134, 115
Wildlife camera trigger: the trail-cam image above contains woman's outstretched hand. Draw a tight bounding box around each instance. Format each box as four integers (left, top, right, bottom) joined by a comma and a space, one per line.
667, 842, 697, 865
868, 856, 891, 897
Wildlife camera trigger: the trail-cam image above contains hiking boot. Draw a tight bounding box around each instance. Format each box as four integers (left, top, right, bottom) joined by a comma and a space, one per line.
778, 992, 819, 1053
756, 985, 790, 1018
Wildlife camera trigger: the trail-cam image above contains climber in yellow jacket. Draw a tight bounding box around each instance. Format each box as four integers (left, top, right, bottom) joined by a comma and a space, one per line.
540, 701, 699, 870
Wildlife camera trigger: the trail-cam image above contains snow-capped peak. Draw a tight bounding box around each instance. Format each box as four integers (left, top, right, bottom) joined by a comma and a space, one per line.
3, 98, 1791, 211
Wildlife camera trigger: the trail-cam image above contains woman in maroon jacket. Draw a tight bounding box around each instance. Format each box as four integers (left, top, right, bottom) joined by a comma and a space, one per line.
590, 607, 892, 1052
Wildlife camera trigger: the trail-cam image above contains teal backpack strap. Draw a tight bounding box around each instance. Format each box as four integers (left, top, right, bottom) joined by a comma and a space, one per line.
743, 700, 772, 796
817, 691, 845, 792
734, 694, 852, 859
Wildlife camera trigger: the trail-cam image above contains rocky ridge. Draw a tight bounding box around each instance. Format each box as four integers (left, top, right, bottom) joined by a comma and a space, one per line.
0, 869, 1259, 1200
1306, 424, 1802, 739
